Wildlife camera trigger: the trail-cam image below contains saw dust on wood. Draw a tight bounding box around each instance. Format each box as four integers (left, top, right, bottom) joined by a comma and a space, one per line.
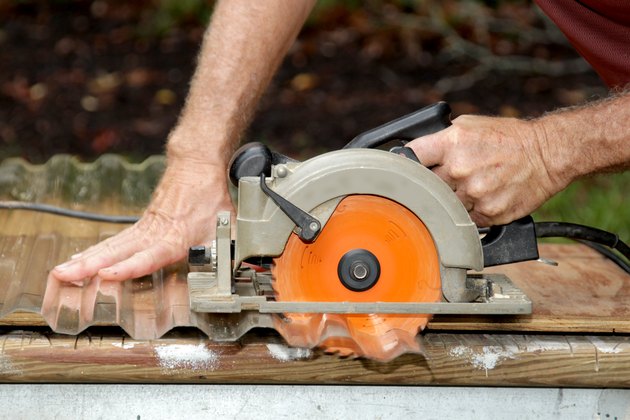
1, 330, 630, 386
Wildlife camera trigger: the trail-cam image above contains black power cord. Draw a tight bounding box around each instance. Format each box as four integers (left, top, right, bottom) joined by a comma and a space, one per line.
535, 221, 630, 258
0, 201, 140, 224
534, 221, 630, 274
578, 240, 630, 274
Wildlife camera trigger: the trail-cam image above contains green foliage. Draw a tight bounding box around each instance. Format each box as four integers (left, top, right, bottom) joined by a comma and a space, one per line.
140, 0, 213, 37
534, 172, 630, 241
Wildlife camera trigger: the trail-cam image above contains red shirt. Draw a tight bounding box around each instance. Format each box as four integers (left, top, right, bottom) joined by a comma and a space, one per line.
535, 0, 630, 88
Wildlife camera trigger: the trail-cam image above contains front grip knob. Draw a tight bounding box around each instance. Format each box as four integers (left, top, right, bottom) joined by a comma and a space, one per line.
228, 142, 273, 186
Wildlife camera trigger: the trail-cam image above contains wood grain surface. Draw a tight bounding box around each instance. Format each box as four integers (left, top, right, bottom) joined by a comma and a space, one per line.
2, 156, 628, 385
1, 329, 629, 386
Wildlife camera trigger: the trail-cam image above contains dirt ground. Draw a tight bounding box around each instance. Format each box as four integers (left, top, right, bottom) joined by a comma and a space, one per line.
0, 1, 609, 163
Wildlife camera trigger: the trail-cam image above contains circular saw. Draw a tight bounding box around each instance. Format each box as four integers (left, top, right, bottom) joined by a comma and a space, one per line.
187, 102, 537, 362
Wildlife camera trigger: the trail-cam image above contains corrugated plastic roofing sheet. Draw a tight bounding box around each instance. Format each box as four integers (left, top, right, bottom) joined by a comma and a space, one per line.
0, 154, 269, 340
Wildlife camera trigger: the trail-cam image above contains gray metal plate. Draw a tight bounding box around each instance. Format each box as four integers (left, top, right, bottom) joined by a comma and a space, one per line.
188, 271, 531, 315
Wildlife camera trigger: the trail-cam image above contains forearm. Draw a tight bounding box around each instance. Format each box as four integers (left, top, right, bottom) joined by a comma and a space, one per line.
168, 0, 315, 166
536, 92, 630, 189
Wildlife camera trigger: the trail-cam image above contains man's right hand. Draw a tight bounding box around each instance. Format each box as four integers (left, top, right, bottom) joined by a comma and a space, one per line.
52, 159, 234, 283
408, 93, 630, 228
407, 115, 562, 227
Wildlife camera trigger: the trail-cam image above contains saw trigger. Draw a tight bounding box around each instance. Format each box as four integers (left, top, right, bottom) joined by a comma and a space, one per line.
389, 145, 421, 164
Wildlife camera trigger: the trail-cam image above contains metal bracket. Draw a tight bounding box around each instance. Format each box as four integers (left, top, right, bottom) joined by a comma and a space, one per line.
258, 173, 321, 242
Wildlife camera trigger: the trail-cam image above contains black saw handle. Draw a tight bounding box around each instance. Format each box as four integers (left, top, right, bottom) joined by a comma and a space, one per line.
229, 102, 451, 183
343, 102, 452, 149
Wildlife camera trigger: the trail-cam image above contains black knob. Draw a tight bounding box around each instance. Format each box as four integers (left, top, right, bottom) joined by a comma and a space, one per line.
188, 245, 209, 266
228, 142, 273, 186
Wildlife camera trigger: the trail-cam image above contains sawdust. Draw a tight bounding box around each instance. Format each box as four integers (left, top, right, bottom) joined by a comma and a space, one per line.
266, 343, 312, 362
0, 353, 21, 377
154, 343, 218, 372
524, 339, 572, 353
449, 345, 516, 376
111, 342, 136, 349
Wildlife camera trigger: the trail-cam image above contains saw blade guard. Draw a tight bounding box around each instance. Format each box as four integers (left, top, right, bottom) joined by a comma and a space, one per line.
234, 149, 483, 281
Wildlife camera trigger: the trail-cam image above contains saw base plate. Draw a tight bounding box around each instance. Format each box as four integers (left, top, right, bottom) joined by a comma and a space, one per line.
188, 269, 532, 315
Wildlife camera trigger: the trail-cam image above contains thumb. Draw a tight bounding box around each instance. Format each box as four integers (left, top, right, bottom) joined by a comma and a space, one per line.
406, 131, 446, 168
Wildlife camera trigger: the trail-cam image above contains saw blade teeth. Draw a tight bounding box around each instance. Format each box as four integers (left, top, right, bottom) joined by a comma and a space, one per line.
273, 313, 430, 362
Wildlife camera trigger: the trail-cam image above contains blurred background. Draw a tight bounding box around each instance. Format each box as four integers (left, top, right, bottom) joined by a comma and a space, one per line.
0, 0, 627, 236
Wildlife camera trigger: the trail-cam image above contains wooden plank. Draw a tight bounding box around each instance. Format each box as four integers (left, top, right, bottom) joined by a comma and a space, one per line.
2, 157, 627, 385
9, 311, 628, 334
0, 313, 46, 327
1, 329, 629, 386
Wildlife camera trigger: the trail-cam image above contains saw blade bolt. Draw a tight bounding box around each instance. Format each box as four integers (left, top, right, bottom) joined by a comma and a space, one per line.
351, 262, 369, 280
337, 248, 381, 292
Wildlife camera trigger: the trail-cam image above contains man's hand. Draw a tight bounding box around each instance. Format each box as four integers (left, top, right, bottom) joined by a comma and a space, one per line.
52, 159, 234, 283
51, 0, 315, 284
407, 115, 565, 226
407, 93, 630, 227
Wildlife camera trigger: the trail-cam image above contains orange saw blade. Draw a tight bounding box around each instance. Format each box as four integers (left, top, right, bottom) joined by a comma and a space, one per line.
272, 194, 441, 362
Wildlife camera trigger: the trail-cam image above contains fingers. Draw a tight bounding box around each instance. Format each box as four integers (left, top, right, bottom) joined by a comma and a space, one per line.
406, 131, 446, 168
408, 130, 492, 225
455, 191, 475, 213
432, 164, 506, 226
53, 229, 186, 283
468, 209, 491, 227
409, 115, 551, 228
469, 208, 512, 228
51, 227, 147, 282
50, 160, 235, 285
66, 227, 138, 262
98, 240, 186, 281
468, 192, 525, 227
430, 165, 456, 190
